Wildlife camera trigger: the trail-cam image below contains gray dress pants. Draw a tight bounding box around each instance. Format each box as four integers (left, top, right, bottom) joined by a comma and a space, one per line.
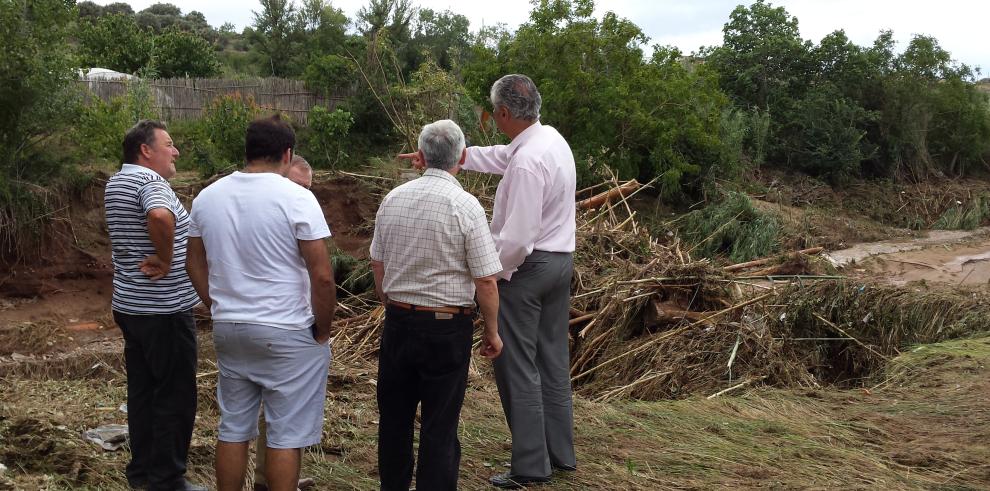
493, 250, 576, 478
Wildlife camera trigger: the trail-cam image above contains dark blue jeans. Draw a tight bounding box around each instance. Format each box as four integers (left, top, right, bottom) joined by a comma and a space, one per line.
377, 305, 474, 491
113, 309, 197, 491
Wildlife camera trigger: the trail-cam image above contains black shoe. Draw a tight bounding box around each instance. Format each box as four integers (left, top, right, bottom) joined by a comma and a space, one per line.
128, 479, 148, 490
489, 472, 550, 489
552, 463, 577, 472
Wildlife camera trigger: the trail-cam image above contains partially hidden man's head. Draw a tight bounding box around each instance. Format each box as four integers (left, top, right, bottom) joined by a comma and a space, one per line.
245, 115, 295, 173
123, 119, 179, 179
288, 154, 313, 189
490, 74, 541, 123
418, 120, 466, 173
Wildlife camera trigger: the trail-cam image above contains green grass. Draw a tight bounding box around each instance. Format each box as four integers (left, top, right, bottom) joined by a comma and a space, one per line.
679, 191, 783, 263
932, 195, 990, 230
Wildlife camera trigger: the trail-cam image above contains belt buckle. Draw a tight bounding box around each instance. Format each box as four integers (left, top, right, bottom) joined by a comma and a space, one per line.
435, 312, 453, 320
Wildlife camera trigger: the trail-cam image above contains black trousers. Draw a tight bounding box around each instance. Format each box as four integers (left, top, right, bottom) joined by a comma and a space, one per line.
377, 305, 473, 491
113, 310, 198, 491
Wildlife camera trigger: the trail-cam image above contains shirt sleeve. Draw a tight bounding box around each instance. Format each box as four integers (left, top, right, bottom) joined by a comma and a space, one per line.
495, 165, 544, 279
188, 198, 202, 238
139, 180, 175, 216
462, 200, 502, 278
463, 145, 511, 175
292, 190, 332, 241
369, 205, 386, 262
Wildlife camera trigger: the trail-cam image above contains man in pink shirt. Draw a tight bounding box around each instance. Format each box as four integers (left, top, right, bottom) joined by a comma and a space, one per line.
402, 74, 577, 489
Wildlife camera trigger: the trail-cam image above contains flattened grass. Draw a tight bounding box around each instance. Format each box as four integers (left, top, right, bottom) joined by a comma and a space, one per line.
3, 335, 990, 489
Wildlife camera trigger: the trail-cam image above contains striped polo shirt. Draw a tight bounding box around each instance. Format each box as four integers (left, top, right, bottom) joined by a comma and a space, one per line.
105, 164, 199, 314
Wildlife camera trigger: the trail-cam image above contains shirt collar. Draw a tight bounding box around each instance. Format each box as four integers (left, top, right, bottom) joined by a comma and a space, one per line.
506, 121, 543, 156
422, 168, 463, 189
120, 163, 163, 178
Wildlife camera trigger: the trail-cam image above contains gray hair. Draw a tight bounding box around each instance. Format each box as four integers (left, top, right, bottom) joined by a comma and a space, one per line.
290, 154, 311, 171
418, 120, 465, 171
490, 74, 541, 122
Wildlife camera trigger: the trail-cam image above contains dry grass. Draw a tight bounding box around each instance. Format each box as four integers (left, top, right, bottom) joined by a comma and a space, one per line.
3, 334, 990, 489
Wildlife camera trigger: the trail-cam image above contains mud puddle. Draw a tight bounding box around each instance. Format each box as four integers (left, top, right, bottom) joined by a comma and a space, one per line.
826, 227, 990, 286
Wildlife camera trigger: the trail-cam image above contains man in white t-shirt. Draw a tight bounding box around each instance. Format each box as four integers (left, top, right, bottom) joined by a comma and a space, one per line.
252, 152, 316, 491
186, 116, 336, 491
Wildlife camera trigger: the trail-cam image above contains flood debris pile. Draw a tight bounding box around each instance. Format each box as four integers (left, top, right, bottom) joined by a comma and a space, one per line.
770, 281, 990, 383
0, 416, 96, 485
324, 179, 990, 401
563, 199, 824, 401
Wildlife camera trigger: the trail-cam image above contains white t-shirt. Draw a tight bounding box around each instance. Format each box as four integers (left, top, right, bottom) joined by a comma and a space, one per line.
189, 171, 331, 330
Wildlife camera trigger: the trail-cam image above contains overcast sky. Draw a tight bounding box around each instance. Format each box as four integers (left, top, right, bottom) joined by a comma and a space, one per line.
94, 0, 990, 76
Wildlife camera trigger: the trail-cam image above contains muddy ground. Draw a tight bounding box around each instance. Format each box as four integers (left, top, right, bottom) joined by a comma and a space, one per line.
1, 173, 989, 489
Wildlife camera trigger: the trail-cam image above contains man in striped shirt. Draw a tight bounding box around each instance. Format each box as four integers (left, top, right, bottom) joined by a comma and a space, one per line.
104, 120, 204, 491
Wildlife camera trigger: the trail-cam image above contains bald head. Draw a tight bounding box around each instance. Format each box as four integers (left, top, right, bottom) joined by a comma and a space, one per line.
288, 155, 312, 189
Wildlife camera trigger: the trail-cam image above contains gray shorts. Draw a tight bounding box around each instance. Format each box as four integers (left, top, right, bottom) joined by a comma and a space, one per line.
213, 322, 331, 448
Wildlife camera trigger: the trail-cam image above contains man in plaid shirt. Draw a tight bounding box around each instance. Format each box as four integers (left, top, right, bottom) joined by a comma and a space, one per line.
370, 119, 503, 491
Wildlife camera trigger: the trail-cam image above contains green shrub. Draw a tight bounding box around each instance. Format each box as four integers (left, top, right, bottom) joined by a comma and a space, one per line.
932, 195, 990, 230
679, 192, 783, 262
302, 106, 353, 169
153, 27, 222, 78
167, 119, 223, 177
76, 80, 160, 162
1, 0, 82, 260
202, 93, 260, 165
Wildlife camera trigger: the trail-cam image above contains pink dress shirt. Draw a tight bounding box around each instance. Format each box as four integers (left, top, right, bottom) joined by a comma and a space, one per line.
463, 122, 576, 280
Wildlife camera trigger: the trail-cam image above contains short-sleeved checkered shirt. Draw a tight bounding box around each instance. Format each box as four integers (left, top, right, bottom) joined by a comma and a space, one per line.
370, 168, 502, 307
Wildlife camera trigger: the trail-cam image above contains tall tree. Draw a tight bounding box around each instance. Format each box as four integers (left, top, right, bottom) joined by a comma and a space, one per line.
357, 0, 415, 41
77, 13, 154, 74
251, 0, 301, 76
706, 0, 811, 111
153, 28, 222, 77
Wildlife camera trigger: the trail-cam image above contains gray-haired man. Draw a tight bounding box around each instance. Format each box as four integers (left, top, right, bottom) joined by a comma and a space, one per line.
372, 119, 503, 490
403, 74, 578, 488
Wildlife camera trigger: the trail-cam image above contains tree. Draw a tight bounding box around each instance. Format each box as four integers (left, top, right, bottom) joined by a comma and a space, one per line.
153, 28, 221, 77
357, 0, 415, 40
706, 0, 811, 111
250, 0, 301, 76
142, 3, 181, 16
77, 13, 153, 74
0, 0, 82, 257
462, 0, 733, 197
405, 8, 471, 72
103, 2, 134, 16
77, 1, 102, 19
135, 3, 184, 31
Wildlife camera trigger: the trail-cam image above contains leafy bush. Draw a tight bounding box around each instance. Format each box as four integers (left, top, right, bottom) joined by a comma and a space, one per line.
463, 2, 737, 199
302, 106, 353, 168
76, 80, 160, 162
167, 119, 222, 177
0, 0, 82, 259
303, 54, 353, 97
679, 192, 782, 262
202, 93, 260, 166
153, 28, 222, 78
773, 87, 876, 182
77, 13, 153, 74
932, 196, 990, 230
